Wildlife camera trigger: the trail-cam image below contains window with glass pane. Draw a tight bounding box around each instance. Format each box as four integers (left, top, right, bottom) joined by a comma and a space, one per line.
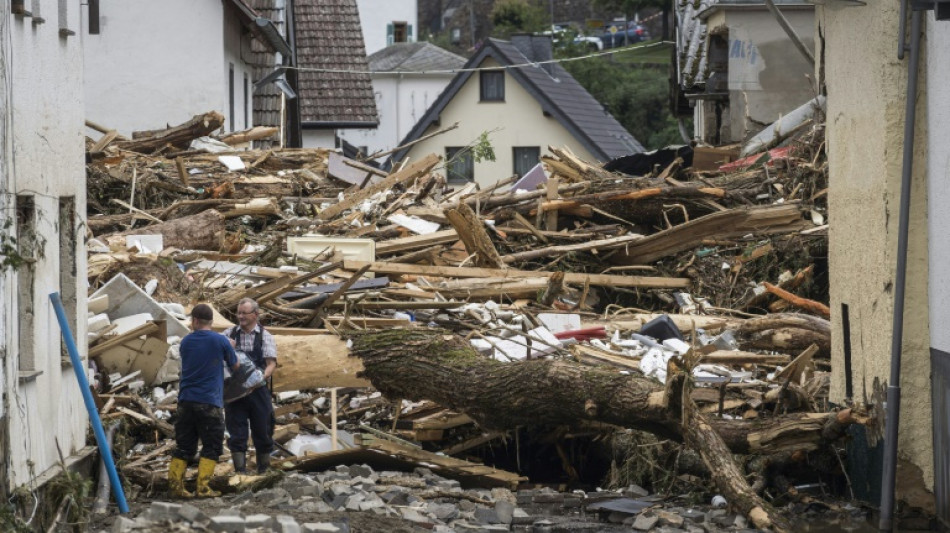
480, 71, 505, 101
513, 147, 540, 177
445, 147, 474, 183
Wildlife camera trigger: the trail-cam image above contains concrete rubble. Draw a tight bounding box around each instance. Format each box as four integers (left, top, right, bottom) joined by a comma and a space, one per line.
100, 464, 866, 532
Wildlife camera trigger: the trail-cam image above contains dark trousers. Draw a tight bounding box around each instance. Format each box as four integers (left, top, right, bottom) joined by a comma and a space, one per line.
173, 401, 225, 461
225, 386, 274, 454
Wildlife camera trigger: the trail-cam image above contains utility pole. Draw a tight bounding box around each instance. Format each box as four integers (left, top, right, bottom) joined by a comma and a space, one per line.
550, 0, 555, 26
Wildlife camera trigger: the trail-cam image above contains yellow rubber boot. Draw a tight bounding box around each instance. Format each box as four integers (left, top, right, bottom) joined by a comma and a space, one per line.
167, 457, 194, 499
195, 457, 221, 498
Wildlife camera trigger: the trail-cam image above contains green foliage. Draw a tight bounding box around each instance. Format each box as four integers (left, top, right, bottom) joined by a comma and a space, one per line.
491, 0, 548, 39
0, 218, 29, 270
558, 52, 687, 150
594, 0, 667, 15
471, 131, 497, 163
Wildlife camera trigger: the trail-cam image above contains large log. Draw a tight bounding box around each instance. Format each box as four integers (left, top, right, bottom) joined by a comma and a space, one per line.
349, 328, 848, 455
102, 209, 226, 251
118, 111, 225, 153
272, 335, 370, 391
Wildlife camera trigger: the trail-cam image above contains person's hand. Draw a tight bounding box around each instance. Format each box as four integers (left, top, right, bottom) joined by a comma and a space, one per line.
229, 338, 237, 348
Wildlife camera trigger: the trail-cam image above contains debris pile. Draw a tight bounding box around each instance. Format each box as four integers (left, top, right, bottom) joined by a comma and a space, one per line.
82, 113, 851, 531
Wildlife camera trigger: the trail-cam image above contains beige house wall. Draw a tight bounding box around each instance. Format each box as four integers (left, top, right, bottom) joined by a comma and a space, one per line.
403, 58, 599, 188
820, 1, 934, 508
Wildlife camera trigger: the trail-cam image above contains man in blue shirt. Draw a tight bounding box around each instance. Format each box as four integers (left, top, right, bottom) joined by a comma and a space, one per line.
168, 303, 239, 499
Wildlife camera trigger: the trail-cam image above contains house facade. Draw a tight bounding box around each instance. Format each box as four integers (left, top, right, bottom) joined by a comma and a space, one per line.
821, 2, 950, 523
673, 0, 814, 145
1, 0, 90, 497
356, 0, 417, 55
394, 35, 642, 187
82, 0, 288, 136
339, 42, 464, 159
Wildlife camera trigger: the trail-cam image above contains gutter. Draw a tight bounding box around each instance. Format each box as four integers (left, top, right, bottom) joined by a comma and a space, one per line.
302, 121, 380, 129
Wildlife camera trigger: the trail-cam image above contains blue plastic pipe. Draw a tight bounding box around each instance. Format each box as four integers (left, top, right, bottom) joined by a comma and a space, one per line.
49, 292, 129, 514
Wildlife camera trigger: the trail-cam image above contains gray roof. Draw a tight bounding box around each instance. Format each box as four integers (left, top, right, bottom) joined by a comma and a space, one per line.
368, 42, 466, 73
392, 36, 643, 164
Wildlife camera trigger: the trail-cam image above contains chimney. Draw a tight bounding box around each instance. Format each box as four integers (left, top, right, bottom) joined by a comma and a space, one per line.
510, 34, 554, 75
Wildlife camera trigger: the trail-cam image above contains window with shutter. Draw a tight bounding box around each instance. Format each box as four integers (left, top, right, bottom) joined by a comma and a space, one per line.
393, 21, 408, 43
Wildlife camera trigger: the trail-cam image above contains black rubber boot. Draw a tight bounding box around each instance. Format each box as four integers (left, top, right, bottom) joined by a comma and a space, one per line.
232, 452, 246, 473
256, 452, 271, 474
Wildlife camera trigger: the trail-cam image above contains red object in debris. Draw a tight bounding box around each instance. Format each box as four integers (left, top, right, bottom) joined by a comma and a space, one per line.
718, 146, 794, 172
555, 326, 607, 341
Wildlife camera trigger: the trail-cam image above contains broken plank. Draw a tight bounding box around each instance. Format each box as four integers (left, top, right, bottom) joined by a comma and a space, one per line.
444, 203, 505, 268
440, 432, 507, 456
375, 229, 458, 255
318, 154, 440, 220
344, 260, 691, 289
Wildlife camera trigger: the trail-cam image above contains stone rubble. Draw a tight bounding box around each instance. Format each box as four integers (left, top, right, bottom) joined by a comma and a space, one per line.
101, 464, 773, 533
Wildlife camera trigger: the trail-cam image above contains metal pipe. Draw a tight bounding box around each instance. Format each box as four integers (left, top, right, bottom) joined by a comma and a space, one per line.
880, 8, 923, 531
49, 292, 130, 514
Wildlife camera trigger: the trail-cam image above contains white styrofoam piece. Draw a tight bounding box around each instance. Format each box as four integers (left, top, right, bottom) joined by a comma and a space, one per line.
218, 155, 246, 171
387, 214, 441, 235
88, 294, 110, 314
110, 313, 154, 335
492, 336, 527, 361
126, 234, 163, 253
88, 313, 111, 333
90, 273, 190, 338
662, 338, 691, 355
537, 313, 581, 334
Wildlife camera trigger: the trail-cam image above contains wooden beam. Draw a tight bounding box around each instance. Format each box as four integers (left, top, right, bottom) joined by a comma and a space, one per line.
344, 260, 692, 289
318, 154, 440, 221
376, 229, 459, 255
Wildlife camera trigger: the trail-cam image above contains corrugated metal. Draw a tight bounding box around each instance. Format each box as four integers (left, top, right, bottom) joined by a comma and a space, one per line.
931, 348, 950, 524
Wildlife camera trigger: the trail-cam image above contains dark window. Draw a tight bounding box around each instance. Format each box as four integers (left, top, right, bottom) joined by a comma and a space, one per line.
480, 71, 505, 102
393, 21, 408, 43
59, 197, 77, 363
244, 73, 249, 129
512, 147, 540, 177
445, 147, 474, 183
88, 0, 99, 33
11, 0, 25, 15
228, 64, 235, 132
16, 195, 36, 372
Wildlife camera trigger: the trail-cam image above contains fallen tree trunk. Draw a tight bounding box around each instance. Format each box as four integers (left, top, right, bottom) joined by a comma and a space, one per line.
273, 335, 370, 392
349, 328, 849, 455
102, 209, 226, 250
118, 111, 225, 153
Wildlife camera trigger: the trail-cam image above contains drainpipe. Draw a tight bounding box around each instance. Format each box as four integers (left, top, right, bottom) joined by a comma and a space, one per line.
879, 5, 923, 531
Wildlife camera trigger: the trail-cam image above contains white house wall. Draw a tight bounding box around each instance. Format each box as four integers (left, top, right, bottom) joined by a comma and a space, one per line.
403, 58, 599, 188
302, 129, 337, 149
7, 1, 89, 490
223, 11, 254, 133
340, 73, 453, 156
82, 0, 228, 136
356, 0, 417, 55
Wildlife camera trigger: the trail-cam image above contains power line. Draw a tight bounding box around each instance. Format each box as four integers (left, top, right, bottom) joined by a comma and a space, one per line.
285, 40, 673, 77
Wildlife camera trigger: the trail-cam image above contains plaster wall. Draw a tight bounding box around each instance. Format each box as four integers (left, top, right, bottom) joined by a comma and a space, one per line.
712, 8, 815, 141
356, 0, 417, 55
339, 73, 454, 156
223, 11, 255, 133
7, 1, 89, 489
302, 129, 337, 149
821, 0, 933, 505
81, 0, 226, 136
403, 58, 597, 188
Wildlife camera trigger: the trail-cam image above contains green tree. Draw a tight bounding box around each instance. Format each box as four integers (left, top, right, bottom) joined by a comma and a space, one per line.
491, 0, 549, 39
559, 53, 686, 150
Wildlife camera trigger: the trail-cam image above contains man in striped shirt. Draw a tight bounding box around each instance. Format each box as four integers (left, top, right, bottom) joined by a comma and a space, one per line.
224, 298, 277, 474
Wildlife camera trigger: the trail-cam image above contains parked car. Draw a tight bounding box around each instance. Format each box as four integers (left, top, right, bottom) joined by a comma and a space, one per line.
599, 21, 650, 49
548, 24, 604, 52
